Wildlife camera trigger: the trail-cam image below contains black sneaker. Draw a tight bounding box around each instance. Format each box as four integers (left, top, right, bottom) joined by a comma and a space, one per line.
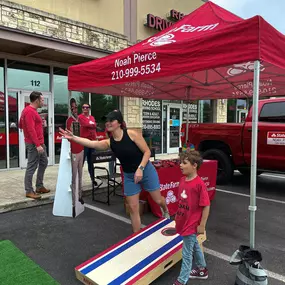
79, 197, 84, 205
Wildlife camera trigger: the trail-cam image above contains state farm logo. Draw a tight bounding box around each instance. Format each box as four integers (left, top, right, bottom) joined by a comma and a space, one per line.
165, 190, 177, 205
147, 34, 176, 47
143, 23, 219, 47
227, 62, 265, 76
160, 181, 179, 191
269, 133, 285, 138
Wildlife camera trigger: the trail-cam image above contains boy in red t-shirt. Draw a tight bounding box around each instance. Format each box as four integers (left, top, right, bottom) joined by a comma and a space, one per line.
173, 150, 210, 285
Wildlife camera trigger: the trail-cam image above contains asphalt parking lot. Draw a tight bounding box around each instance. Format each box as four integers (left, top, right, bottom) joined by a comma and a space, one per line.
1, 172, 285, 285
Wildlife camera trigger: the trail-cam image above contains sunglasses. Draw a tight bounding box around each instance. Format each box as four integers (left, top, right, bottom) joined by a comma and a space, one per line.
82, 106, 90, 109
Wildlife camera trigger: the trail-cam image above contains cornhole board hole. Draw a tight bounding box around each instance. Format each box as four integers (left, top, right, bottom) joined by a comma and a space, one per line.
75, 218, 206, 285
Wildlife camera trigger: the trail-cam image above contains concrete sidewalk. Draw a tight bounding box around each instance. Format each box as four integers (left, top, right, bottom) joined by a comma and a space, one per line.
0, 153, 178, 213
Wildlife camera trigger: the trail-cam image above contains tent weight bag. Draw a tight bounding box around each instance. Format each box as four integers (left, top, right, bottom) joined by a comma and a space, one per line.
230, 245, 268, 285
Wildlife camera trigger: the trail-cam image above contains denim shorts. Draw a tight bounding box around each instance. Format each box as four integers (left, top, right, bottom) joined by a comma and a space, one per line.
123, 162, 160, 196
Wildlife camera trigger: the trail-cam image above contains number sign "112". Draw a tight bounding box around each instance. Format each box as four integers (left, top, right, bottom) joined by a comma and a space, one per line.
31, 80, 40, 87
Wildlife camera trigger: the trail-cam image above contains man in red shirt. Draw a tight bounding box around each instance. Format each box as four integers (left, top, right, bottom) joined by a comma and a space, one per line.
19, 91, 50, 200
66, 99, 84, 217
78, 103, 97, 184
173, 150, 210, 285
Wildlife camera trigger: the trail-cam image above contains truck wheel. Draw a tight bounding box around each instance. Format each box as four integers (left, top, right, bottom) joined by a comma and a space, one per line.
238, 169, 263, 176
202, 149, 233, 185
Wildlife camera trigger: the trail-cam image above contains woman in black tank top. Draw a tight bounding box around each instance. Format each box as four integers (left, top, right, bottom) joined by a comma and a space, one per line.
60, 110, 169, 232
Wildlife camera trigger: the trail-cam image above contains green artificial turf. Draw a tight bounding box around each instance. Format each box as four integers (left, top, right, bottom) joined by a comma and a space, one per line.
0, 240, 59, 285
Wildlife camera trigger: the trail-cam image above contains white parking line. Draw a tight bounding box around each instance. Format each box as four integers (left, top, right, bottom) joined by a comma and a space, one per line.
85, 203, 133, 225
216, 188, 285, 205
85, 203, 285, 283
261, 173, 285, 179
234, 171, 285, 180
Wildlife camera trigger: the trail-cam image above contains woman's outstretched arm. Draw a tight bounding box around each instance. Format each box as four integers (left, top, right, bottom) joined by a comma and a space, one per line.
59, 127, 110, 150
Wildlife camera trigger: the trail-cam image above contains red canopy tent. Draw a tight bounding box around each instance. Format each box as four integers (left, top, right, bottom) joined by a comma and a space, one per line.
68, 1, 285, 248
68, 1, 285, 101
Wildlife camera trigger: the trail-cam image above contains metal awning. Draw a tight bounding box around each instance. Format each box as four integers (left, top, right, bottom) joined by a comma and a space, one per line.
0, 26, 110, 67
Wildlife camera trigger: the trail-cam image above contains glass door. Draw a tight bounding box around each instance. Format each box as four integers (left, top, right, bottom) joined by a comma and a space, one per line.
7, 91, 20, 168
162, 104, 168, 154
238, 110, 248, 123
18, 90, 53, 168
167, 105, 182, 154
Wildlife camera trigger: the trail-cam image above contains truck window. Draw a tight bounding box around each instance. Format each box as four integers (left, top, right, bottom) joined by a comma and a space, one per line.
259, 102, 285, 123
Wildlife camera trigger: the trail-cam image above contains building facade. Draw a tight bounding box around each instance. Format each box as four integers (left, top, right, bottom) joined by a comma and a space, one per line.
0, 0, 226, 170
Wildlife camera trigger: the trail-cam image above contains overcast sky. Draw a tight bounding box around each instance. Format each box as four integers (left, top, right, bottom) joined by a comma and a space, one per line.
211, 0, 285, 34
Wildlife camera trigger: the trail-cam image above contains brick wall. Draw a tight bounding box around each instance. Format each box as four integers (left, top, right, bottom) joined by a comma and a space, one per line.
122, 97, 142, 129
216, 99, 227, 123
0, 0, 129, 53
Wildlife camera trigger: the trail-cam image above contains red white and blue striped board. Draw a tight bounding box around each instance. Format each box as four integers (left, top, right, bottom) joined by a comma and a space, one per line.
75, 218, 206, 285
75, 219, 180, 285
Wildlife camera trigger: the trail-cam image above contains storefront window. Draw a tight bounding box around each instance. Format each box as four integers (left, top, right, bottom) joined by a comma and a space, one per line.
7, 61, 50, 91
237, 99, 247, 110
53, 68, 68, 164
142, 99, 162, 154
198, 100, 213, 123
6, 61, 50, 167
227, 99, 248, 123
0, 60, 5, 169
8, 91, 19, 168
90, 93, 119, 132
227, 99, 237, 123
182, 101, 198, 123
68, 92, 119, 143
162, 104, 167, 153
72, 92, 88, 115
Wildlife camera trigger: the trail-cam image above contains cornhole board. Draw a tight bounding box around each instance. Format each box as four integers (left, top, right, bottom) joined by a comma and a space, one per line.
75, 218, 206, 285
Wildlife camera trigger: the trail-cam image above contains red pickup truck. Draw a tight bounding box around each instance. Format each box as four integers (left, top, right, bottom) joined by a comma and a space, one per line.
181, 98, 285, 184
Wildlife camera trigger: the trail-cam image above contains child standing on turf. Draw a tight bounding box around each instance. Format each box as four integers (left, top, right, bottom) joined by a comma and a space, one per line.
173, 150, 211, 285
